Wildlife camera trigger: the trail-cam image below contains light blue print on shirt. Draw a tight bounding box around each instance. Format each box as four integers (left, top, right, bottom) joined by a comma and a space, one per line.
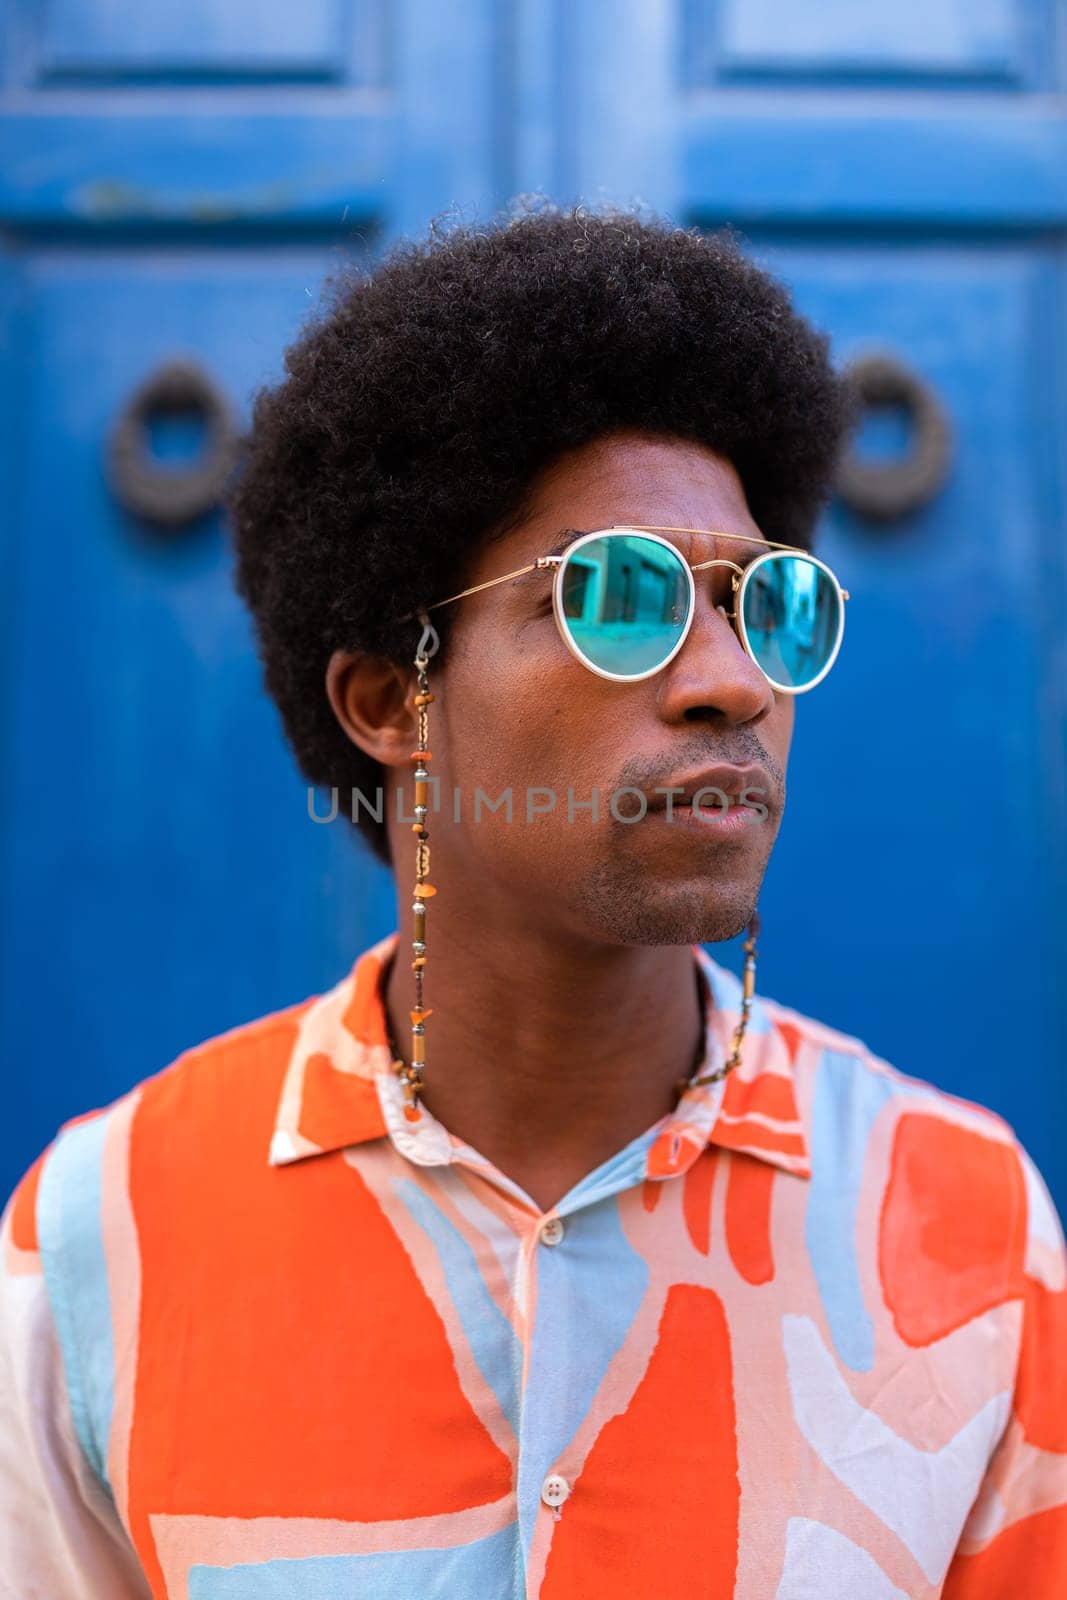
806, 1048, 949, 1371
393, 1177, 522, 1435
189, 1525, 519, 1599
805, 1049, 899, 1371
36, 1109, 116, 1494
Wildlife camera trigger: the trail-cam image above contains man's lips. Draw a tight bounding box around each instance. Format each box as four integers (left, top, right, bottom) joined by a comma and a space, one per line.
641, 763, 775, 813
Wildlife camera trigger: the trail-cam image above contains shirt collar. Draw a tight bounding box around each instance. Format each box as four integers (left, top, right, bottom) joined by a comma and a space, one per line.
268, 930, 812, 1182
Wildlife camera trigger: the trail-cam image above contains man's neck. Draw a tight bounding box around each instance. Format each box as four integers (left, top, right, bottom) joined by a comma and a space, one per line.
383, 917, 705, 1215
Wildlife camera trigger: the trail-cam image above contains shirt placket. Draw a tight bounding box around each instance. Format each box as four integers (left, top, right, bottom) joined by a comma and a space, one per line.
451, 1120, 688, 1598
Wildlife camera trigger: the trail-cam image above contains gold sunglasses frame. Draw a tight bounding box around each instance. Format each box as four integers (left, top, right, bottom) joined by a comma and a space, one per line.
409, 524, 849, 695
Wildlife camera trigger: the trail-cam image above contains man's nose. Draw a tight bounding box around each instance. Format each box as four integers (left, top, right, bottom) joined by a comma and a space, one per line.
655, 601, 775, 725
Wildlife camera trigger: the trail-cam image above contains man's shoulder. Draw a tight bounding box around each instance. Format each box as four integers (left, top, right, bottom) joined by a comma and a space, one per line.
104, 988, 316, 1131
142, 989, 319, 1108
754, 984, 1059, 1282
758, 983, 1018, 1147
4, 988, 322, 1245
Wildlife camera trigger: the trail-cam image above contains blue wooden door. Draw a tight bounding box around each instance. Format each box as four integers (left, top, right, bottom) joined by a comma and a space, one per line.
2, 0, 1065, 1217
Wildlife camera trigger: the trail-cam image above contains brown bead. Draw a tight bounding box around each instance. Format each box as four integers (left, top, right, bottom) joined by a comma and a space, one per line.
414, 780, 427, 807
412, 1033, 425, 1064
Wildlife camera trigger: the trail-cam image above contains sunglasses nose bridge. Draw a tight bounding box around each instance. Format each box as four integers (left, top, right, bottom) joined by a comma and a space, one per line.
689, 556, 743, 594
687, 558, 743, 627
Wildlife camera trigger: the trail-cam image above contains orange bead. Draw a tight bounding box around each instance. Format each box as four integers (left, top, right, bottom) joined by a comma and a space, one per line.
410, 1008, 433, 1024
413, 883, 436, 898
411, 957, 426, 970
415, 692, 435, 706
403, 1104, 422, 1123
409, 751, 431, 763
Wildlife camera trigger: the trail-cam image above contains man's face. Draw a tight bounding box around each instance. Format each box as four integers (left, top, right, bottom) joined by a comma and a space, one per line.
392, 430, 795, 947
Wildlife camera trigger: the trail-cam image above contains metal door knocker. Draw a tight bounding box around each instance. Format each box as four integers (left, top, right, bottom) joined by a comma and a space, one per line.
107, 357, 238, 528
836, 352, 953, 521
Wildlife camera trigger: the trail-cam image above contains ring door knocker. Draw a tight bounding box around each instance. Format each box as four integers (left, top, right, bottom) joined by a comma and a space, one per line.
107, 357, 238, 529
835, 352, 953, 521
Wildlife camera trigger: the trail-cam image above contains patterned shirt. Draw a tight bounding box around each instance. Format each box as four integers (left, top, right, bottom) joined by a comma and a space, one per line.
2, 929, 1065, 1598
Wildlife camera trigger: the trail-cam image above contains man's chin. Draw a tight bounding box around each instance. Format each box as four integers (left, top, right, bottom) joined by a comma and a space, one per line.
574, 881, 761, 949
666, 904, 757, 948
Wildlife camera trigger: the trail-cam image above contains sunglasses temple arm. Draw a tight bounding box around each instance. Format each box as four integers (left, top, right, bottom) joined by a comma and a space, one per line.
398, 559, 547, 624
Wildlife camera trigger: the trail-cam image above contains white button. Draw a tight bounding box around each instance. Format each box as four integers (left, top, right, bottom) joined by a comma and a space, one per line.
540, 1216, 565, 1246
541, 1473, 570, 1508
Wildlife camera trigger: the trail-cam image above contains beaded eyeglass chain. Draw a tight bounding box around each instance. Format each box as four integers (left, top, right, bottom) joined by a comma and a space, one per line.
392, 609, 440, 1122
687, 909, 759, 1089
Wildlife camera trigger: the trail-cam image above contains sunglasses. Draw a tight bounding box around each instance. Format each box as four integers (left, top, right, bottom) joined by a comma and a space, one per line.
408, 524, 849, 693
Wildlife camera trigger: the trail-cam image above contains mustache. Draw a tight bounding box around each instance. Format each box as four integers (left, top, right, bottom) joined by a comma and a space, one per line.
613, 736, 785, 808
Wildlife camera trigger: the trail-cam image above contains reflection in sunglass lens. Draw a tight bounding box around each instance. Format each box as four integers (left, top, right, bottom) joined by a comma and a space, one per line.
559, 534, 692, 678
740, 553, 841, 690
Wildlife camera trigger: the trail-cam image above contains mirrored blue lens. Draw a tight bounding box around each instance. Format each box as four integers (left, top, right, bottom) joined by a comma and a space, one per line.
559, 534, 691, 677
741, 554, 841, 689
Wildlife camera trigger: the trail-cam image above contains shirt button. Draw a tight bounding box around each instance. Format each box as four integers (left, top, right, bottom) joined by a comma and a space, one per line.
540, 1216, 565, 1246
541, 1473, 570, 1508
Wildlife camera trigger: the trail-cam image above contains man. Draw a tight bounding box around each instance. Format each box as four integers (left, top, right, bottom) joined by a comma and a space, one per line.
2, 204, 1064, 1597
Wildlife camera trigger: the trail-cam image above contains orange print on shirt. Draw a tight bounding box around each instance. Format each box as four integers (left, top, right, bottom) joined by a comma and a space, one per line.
125, 1017, 512, 1592
542, 1283, 739, 1598
880, 1113, 1027, 1346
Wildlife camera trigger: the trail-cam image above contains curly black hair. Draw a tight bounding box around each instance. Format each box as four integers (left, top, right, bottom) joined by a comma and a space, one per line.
228, 200, 851, 869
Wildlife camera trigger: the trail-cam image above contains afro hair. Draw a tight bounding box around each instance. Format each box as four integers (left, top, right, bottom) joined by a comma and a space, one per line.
228, 200, 851, 868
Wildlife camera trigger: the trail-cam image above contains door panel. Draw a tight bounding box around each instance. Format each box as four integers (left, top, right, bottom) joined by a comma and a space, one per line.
687, 0, 1038, 84
37, 0, 373, 81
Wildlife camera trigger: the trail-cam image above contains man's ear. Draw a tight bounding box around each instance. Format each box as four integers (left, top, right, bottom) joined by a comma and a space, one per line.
325, 649, 419, 769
